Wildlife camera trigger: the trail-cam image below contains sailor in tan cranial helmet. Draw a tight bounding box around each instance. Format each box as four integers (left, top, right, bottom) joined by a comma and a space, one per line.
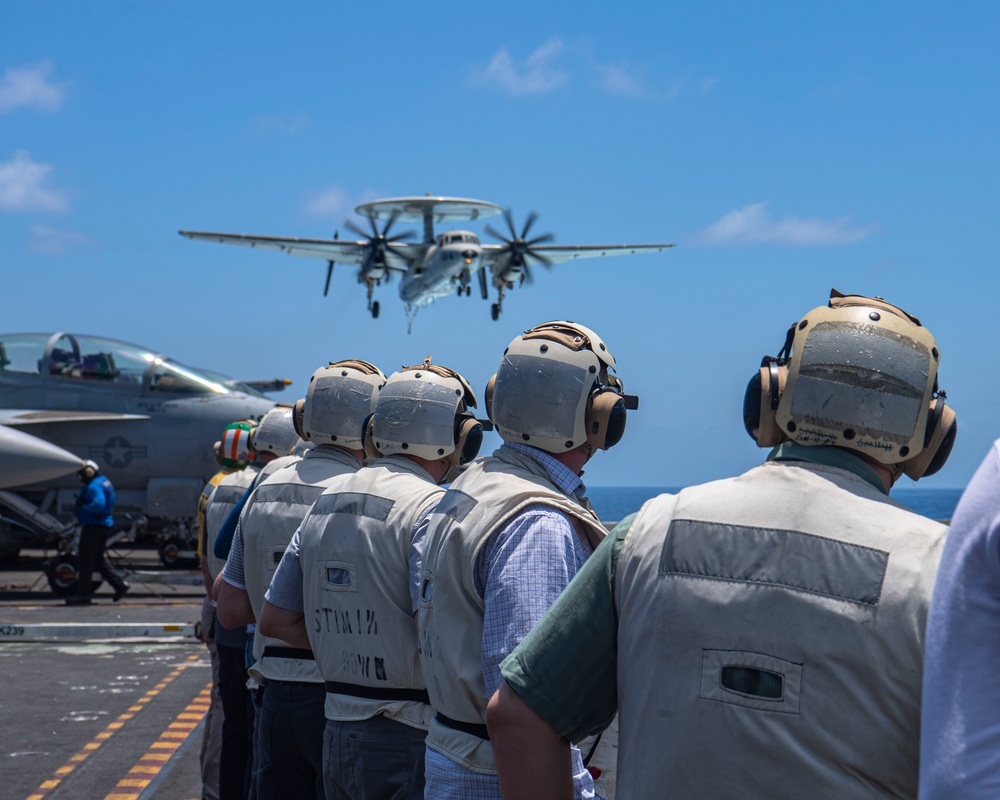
218, 361, 385, 800
488, 291, 956, 800
418, 321, 638, 800
261, 357, 486, 800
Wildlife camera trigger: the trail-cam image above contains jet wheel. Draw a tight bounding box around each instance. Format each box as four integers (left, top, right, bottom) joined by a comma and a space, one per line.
491, 303, 501, 321
371, 301, 380, 319
160, 536, 198, 569
46, 556, 102, 597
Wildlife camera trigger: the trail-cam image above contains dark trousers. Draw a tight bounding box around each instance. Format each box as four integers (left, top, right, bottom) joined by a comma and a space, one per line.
323, 715, 426, 800
255, 680, 325, 800
217, 642, 254, 800
76, 524, 125, 598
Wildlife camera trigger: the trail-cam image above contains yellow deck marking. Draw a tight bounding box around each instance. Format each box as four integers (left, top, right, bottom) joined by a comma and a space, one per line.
24, 654, 199, 800
103, 683, 212, 800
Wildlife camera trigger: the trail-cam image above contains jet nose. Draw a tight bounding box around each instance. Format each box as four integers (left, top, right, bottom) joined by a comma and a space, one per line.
0, 427, 84, 488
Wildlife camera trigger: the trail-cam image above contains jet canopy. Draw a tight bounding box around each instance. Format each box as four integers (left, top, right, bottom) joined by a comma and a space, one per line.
0, 333, 250, 396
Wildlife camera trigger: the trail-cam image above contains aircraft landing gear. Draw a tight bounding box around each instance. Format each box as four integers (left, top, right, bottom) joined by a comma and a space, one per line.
365, 280, 380, 319
491, 285, 506, 320
46, 555, 103, 597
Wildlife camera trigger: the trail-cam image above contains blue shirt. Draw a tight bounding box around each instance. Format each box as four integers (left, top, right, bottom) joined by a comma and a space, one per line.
424, 444, 596, 800
75, 475, 116, 527
920, 439, 1000, 799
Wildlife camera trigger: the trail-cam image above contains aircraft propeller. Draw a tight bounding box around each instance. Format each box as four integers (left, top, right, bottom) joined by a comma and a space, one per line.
344, 213, 414, 281
485, 210, 555, 285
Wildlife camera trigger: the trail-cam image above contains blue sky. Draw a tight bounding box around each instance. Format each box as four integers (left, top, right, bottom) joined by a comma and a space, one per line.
2, 2, 998, 489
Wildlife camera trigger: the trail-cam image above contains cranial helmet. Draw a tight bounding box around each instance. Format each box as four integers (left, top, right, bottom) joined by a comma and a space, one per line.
293, 360, 385, 449
743, 289, 957, 480
485, 321, 638, 454
219, 419, 257, 469
251, 407, 299, 456
77, 459, 100, 481
363, 359, 488, 481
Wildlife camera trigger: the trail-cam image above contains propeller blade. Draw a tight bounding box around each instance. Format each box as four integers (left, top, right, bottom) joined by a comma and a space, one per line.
477, 266, 489, 300
503, 208, 517, 239
525, 232, 555, 247
485, 223, 510, 244
324, 261, 335, 296
344, 219, 370, 240
528, 251, 554, 268
522, 262, 534, 284
520, 211, 539, 240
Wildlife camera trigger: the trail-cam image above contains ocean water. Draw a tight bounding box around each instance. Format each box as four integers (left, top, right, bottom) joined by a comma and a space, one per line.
588, 486, 963, 525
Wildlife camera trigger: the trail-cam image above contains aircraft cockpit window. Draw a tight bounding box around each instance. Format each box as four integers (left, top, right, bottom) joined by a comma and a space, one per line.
0, 334, 48, 374
151, 359, 229, 395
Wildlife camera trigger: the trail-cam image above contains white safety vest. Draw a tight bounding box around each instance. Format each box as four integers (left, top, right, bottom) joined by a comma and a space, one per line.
615, 460, 946, 799
418, 446, 607, 774
205, 466, 259, 581
299, 456, 443, 729
242, 446, 360, 684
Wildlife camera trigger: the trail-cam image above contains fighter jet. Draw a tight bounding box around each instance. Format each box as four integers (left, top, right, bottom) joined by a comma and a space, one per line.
0, 332, 283, 567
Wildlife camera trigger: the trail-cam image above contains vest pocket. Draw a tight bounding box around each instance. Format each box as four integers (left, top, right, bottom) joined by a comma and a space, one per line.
698, 649, 802, 714
321, 560, 358, 593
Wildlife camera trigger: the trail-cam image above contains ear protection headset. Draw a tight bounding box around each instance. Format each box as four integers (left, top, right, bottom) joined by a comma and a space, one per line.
485, 321, 638, 453
743, 290, 957, 480
742, 324, 794, 449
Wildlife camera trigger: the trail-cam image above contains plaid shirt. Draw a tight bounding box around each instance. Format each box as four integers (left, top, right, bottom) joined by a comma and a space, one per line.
424, 444, 596, 799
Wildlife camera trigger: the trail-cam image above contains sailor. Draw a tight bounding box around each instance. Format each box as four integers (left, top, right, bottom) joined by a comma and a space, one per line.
487, 291, 957, 800
203, 419, 260, 800
67, 459, 129, 605
259, 359, 485, 800
919, 442, 999, 799
216, 361, 386, 800
197, 440, 233, 800
417, 321, 637, 800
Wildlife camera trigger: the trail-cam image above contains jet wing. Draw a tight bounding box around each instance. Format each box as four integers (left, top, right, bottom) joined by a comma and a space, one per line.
178, 231, 419, 271
0, 410, 150, 426
481, 242, 675, 268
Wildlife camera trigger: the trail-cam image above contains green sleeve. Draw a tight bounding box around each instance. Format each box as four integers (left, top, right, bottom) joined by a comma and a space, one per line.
499, 513, 634, 743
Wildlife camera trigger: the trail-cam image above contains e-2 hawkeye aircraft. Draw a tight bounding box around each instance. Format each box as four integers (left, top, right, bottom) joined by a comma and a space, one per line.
180, 195, 675, 331
0, 332, 285, 583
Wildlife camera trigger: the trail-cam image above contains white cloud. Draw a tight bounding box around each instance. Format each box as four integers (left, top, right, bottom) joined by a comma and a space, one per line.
303, 185, 349, 218
255, 112, 309, 136
0, 150, 70, 213
597, 64, 645, 97
697, 202, 877, 246
0, 62, 64, 113
30, 224, 94, 255
471, 38, 569, 96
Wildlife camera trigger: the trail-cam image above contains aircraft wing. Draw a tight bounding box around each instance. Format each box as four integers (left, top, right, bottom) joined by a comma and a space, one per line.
481, 242, 675, 268
178, 231, 420, 271
0, 410, 150, 426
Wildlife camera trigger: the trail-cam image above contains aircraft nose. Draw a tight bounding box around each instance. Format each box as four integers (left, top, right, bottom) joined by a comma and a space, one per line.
0, 427, 84, 488
462, 249, 478, 264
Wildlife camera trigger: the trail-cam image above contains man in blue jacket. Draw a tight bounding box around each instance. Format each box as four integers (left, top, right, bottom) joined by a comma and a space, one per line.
69, 459, 129, 605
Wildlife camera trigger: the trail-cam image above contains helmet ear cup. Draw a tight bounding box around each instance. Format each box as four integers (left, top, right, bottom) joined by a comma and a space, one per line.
292, 398, 307, 441
484, 374, 497, 423
901, 399, 957, 480
743, 362, 788, 447
361, 413, 381, 460
587, 390, 628, 452
454, 415, 485, 465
